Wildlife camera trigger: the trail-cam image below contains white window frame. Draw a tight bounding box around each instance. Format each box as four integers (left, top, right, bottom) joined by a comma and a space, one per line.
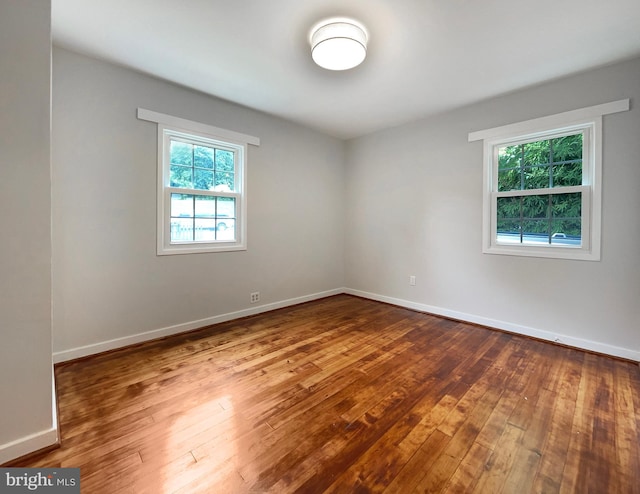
138, 108, 260, 255
469, 99, 629, 261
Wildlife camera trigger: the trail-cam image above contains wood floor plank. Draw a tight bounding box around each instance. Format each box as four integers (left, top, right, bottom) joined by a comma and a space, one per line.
472, 422, 524, 493
442, 441, 493, 493
529, 348, 582, 493
7, 295, 639, 494
588, 355, 618, 493
383, 429, 452, 494
559, 353, 600, 494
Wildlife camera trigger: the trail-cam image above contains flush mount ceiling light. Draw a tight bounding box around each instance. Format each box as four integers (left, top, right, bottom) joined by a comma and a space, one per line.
310, 18, 368, 71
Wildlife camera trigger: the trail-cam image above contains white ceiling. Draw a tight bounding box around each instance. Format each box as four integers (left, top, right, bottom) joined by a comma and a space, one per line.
52, 0, 640, 139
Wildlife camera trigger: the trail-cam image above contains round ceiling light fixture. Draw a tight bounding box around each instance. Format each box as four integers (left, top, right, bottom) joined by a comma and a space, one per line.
310, 18, 368, 71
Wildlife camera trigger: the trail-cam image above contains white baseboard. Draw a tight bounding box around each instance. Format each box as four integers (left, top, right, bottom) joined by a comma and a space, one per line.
1, 369, 59, 465
0, 428, 58, 466
53, 288, 343, 363
345, 288, 640, 362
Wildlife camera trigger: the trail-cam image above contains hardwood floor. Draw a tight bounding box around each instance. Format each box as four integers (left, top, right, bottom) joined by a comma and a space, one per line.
10, 295, 640, 493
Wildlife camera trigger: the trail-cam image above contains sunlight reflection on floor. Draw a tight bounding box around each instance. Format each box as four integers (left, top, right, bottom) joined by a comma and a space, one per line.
148, 395, 244, 493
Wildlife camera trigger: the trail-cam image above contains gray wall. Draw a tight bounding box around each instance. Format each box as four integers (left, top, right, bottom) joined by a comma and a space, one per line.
345, 57, 640, 359
52, 48, 345, 357
0, 0, 56, 462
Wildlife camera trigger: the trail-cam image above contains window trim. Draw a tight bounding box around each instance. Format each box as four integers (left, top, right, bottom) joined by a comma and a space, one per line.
138, 108, 260, 255
469, 99, 629, 261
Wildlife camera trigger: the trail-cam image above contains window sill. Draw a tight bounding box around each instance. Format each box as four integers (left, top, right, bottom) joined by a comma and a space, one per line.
483, 243, 599, 261
157, 243, 247, 256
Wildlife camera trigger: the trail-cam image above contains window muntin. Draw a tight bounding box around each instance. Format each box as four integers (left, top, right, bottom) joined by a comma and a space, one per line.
159, 126, 247, 254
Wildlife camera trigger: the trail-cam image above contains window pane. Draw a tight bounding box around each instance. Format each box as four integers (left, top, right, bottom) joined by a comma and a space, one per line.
523, 165, 550, 190
498, 144, 520, 170
522, 194, 549, 220
552, 134, 582, 162
194, 146, 214, 169
170, 193, 194, 218
523, 139, 550, 167
170, 217, 194, 242
170, 165, 193, 188
551, 192, 581, 220
496, 196, 520, 221
194, 169, 214, 190
551, 219, 581, 246
216, 218, 235, 241
496, 218, 521, 244
194, 219, 216, 241
217, 197, 236, 218
170, 141, 192, 166
214, 172, 234, 191
498, 168, 520, 192
552, 161, 582, 187
215, 149, 234, 172
194, 195, 215, 217
551, 193, 581, 243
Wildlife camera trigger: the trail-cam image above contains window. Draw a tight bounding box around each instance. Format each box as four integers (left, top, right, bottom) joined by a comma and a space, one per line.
494, 128, 588, 249
469, 99, 629, 261
138, 109, 259, 255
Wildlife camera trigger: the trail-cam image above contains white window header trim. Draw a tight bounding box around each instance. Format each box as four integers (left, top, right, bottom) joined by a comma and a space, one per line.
138, 108, 260, 147
468, 99, 629, 143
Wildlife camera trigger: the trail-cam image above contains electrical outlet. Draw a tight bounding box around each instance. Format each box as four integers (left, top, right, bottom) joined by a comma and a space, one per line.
250, 292, 260, 303
409, 275, 416, 286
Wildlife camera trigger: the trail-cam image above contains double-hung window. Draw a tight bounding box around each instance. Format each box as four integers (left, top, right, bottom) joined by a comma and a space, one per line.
469, 100, 629, 261
493, 127, 590, 252
138, 109, 259, 255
